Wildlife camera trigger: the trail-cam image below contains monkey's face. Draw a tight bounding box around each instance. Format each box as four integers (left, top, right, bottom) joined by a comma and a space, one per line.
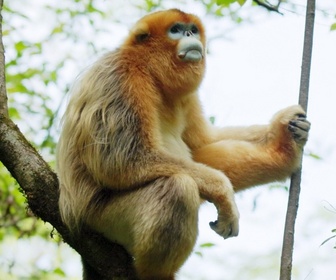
124, 9, 206, 97
168, 22, 204, 63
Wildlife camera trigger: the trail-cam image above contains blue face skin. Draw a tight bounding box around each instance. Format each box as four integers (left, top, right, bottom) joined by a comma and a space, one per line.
168, 22, 200, 39
168, 23, 204, 62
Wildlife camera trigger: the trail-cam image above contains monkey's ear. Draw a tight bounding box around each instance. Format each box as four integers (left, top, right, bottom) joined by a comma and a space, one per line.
136, 32, 149, 42
132, 22, 150, 43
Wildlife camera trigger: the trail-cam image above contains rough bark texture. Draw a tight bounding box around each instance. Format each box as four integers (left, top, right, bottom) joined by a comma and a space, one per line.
0, 0, 8, 118
0, 2, 136, 279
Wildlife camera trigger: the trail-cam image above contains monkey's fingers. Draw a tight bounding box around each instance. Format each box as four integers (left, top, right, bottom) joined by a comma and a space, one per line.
209, 218, 239, 239
288, 117, 311, 144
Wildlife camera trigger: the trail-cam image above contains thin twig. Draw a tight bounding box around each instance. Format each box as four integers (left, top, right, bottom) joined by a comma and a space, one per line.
279, 0, 315, 279
253, 0, 284, 15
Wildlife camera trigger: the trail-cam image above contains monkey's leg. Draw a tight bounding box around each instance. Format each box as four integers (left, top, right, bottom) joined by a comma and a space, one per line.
133, 175, 200, 279
90, 174, 200, 280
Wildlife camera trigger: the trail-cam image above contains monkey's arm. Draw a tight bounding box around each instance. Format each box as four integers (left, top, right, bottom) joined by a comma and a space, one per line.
190, 105, 310, 192
213, 106, 309, 144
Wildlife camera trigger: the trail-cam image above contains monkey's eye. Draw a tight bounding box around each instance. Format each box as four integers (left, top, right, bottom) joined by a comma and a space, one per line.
191, 25, 199, 35
170, 24, 182, 34
168, 23, 184, 40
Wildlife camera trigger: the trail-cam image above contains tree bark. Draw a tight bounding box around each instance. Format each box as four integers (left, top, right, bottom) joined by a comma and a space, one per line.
0, 2, 136, 279
0, 0, 8, 117
279, 0, 315, 279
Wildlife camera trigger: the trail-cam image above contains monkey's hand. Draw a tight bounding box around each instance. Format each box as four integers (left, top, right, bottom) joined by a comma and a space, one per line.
192, 165, 240, 239
209, 208, 239, 239
209, 192, 240, 239
288, 114, 310, 146
269, 105, 310, 148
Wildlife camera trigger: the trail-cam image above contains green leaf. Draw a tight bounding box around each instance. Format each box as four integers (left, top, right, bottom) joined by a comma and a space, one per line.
217, 0, 236, 7
330, 23, 336, 31
51, 23, 65, 35
53, 267, 66, 276
237, 0, 247, 6
307, 152, 322, 160
7, 81, 29, 94
8, 107, 20, 119
14, 41, 28, 53
87, 2, 104, 15
200, 242, 215, 248
194, 251, 203, 257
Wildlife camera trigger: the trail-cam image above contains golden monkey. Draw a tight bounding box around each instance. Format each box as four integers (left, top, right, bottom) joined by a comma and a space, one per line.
57, 9, 310, 279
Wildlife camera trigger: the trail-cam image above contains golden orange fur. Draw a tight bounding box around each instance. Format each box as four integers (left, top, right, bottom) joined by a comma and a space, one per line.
57, 9, 310, 279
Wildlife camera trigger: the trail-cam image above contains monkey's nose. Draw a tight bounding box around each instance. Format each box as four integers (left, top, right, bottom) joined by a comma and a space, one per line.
184, 31, 193, 37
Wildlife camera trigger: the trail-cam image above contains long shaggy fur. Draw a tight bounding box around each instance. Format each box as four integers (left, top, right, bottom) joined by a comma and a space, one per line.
57, 9, 310, 279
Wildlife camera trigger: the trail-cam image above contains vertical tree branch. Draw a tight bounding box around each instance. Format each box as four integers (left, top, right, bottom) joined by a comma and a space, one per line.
0, 0, 8, 117
279, 0, 315, 279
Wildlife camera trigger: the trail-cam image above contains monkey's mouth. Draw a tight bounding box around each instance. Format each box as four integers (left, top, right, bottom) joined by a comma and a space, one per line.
178, 45, 203, 62
177, 37, 204, 62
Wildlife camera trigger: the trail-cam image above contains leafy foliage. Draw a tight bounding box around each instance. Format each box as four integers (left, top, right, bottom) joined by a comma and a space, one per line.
0, 164, 35, 240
